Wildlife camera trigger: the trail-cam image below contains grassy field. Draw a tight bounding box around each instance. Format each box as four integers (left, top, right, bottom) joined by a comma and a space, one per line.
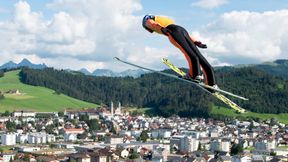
211, 106, 288, 124
0, 70, 98, 112
0, 145, 14, 151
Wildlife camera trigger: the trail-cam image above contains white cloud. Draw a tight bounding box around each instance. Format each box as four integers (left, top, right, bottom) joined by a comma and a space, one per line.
196, 10, 288, 64
13, 1, 44, 33
191, 0, 228, 9
0, 0, 154, 71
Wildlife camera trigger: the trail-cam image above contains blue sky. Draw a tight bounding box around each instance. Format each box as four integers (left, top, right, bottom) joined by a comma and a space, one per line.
0, 0, 288, 71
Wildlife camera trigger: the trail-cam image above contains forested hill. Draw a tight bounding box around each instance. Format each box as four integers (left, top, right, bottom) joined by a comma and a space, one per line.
19, 64, 288, 117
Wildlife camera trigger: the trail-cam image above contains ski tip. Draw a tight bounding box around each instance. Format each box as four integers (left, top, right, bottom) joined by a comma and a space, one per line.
113, 57, 120, 61
241, 97, 249, 101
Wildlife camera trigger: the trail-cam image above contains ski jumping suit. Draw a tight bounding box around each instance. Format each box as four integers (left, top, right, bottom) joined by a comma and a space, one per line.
143, 15, 216, 86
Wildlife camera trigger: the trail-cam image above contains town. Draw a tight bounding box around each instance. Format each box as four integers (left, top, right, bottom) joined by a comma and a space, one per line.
0, 102, 288, 162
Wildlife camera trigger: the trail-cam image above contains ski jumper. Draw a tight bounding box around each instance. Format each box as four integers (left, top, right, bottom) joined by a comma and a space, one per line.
143, 15, 216, 86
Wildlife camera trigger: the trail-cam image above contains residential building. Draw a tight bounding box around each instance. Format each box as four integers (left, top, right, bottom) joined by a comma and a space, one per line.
105, 135, 123, 144
63, 128, 85, 142
69, 153, 91, 162
1, 133, 16, 145
12, 111, 36, 117
0, 151, 16, 162
172, 135, 200, 153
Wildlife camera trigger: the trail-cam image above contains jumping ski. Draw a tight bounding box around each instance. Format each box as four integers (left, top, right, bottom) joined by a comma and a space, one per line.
114, 57, 248, 101
162, 58, 246, 113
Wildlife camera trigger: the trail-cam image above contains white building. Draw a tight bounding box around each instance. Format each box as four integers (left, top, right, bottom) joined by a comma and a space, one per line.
63, 128, 85, 142
151, 129, 172, 139
28, 133, 46, 144
221, 140, 231, 152
27, 133, 55, 144
12, 111, 35, 117
255, 140, 276, 151
105, 136, 123, 144
16, 134, 28, 144
64, 133, 77, 142
0, 151, 16, 162
1, 133, 16, 145
172, 136, 199, 153
18, 146, 41, 152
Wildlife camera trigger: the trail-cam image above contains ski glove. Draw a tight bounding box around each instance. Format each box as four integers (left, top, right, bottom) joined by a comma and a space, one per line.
194, 41, 207, 48
161, 27, 170, 36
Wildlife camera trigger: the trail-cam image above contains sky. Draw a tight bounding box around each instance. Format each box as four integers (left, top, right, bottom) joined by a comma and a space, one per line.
0, 0, 288, 72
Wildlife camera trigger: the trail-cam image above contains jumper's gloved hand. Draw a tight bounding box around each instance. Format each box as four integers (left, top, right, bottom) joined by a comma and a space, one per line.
161, 27, 170, 36
194, 41, 207, 48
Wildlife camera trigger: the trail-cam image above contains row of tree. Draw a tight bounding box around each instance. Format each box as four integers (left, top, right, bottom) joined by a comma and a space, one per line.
19, 66, 288, 117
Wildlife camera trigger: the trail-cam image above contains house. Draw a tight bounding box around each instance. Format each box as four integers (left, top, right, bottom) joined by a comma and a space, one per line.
63, 128, 85, 142
0, 122, 5, 130
269, 157, 282, 162
89, 148, 114, 162
115, 149, 129, 159
35, 156, 58, 162
0, 151, 16, 162
69, 153, 91, 162
105, 135, 123, 144
232, 156, 252, 162
1, 133, 16, 145
252, 155, 265, 162
6, 89, 20, 95
220, 156, 232, 162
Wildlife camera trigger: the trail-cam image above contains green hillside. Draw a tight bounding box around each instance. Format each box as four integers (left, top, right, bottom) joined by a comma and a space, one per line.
211, 106, 288, 124
0, 70, 98, 112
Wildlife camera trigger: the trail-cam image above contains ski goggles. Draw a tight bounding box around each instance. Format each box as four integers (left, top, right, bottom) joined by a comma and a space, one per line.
142, 15, 155, 33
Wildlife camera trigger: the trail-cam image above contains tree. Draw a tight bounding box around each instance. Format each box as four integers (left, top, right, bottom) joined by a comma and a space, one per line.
198, 143, 202, 151
2, 110, 10, 117
0, 93, 4, 100
79, 114, 89, 122
87, 119, 100, 131
6, 121, 16, 132
129, 150, 140, 160
58, 111, 64, 117
230, 143, 243, 155
140, 130, 149, 142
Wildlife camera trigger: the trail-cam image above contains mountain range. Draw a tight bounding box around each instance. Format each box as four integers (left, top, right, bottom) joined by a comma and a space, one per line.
0, 59, 47, 70
0, 59, 147, 78
2, 58, 288, 78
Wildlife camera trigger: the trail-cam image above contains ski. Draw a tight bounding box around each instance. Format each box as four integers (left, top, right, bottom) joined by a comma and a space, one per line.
162, 58, 246, 113
114, 57, 247, 100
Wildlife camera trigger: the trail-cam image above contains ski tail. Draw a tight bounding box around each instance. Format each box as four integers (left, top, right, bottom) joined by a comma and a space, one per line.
213, 92, 246, 113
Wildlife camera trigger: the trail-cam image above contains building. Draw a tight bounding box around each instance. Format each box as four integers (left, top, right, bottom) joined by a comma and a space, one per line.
27, 133, 55, 144
1, 133, 16, 145
0, 151, 16, 162
12, 111, 36, 117
105, 135, 123, 144
170, 135, 199, 153
114, 102, 122, 115
210, 140, 221, 152
16, 134, 28, 144
221, 140, 231, 152
69, 153, 91, 162
255, 140, 276, 151
63, 128, 85, 142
